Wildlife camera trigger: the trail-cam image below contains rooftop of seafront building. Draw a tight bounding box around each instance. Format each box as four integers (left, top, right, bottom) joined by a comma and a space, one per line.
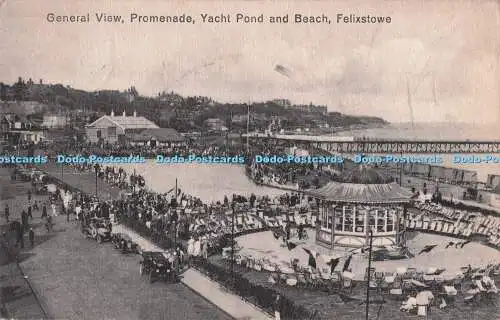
86, 111, 159, 130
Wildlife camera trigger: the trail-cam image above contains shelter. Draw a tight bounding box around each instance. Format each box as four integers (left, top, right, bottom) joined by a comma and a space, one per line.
305, 166, 413, 249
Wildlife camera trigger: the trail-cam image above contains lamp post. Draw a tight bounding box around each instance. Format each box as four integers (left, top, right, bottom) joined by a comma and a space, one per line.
94, 164, 98, 198
61, 163, 64, 181
365, 228, 374, 320
231, 202, 236, 285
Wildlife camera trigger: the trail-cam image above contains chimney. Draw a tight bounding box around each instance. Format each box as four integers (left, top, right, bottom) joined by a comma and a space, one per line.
122, 111, 126, 117
110, 110, 115, 116
133, 110, 137, 117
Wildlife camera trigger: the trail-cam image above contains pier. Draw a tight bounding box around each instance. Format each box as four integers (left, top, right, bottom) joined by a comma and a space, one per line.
244, 134, 500, 153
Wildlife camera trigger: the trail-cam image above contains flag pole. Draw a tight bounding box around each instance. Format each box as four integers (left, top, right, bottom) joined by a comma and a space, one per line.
246, 105, 250, 153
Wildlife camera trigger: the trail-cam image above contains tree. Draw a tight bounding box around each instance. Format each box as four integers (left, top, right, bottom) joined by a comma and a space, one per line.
0, 83, 6, 101
129, 86, 138, 97
13, 77, 26, 101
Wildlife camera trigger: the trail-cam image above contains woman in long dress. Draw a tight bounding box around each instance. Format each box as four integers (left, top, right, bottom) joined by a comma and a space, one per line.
187, 237, 195, 266
193, 238, 201, 257
201, 238, 208, 259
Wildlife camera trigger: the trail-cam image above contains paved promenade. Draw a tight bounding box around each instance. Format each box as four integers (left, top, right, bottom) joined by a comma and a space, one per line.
113, 224, 273, 320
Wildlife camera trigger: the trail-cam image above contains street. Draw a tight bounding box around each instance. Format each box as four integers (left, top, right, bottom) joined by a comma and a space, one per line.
18, 215, 232, 320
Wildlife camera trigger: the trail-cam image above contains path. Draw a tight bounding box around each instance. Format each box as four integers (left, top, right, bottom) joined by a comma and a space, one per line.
113, 224, 273, 320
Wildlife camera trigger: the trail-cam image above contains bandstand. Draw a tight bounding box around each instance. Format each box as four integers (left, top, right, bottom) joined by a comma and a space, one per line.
306, 167, 413, 249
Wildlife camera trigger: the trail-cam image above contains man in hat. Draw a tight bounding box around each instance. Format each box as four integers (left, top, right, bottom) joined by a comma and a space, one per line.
29, 228, 35, 247
41, 203, 47, 218
21, 210, 28, 233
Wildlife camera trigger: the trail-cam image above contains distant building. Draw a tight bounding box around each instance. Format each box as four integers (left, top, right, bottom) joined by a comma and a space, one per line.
231, 114, 247, 124
85, 111, 159, 144
291, 104, 327, 115
272, 99, 291, 107
0, 113, 43, 144
42, 114, 68, 128
204, 118, 227, 132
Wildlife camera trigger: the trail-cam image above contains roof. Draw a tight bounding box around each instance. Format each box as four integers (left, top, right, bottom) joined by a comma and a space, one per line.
129, 128, 185, 142
342, 166, 393, 184
304, 181, 413, 204
86, 115, 159, 130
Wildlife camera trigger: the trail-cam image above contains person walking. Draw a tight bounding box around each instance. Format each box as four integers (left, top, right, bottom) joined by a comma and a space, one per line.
4, 204, 9, 223
176, 247, 185, 269
27, 205, 33, 220
51, 203, 57, 217
41, 203, 47, 218
21, 210, 28, 233
29, 228, 35, 247
12, 221, 23, 249
75, 204, 82, 221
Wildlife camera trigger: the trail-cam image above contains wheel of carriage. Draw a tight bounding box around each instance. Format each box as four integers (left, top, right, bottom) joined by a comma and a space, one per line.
149, 272, 154, 284
97, 235, 102, 243
139, 264, 144, 276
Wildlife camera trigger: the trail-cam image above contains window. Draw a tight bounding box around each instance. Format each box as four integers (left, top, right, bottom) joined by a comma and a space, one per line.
387, 209, 394, 232
320, 204, 333, 230
377, 208, 385, 233
368, 209, 376, 233
344, 206, 353, 232
96, 130, 102, 138
334, 206, 343, 231
355, 207, 366, 233
108, 126, 116, 137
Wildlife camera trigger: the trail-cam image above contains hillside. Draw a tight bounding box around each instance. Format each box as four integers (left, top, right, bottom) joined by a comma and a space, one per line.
0, 78, 388, 132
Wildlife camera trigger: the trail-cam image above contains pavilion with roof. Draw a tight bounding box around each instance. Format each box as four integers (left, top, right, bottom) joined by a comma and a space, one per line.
85, 110, 159, 144
305, 166, 413, 249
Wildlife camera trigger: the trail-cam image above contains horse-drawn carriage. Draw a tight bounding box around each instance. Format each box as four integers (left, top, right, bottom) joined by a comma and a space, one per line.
139, 251, 178, 283
111, 233, 140, 254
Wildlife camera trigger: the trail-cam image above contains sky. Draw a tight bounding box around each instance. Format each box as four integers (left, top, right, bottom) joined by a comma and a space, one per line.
0, 0, 499, 124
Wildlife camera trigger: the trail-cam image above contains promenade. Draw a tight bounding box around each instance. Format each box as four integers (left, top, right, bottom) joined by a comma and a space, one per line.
41, 164, 272, 320
113, 224, 272, 320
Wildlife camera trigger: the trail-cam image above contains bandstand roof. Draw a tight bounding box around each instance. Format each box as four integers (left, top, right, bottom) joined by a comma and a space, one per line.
305, 181, 413, 204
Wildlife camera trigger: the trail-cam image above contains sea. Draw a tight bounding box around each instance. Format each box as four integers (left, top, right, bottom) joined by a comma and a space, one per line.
116, 123, 500, 202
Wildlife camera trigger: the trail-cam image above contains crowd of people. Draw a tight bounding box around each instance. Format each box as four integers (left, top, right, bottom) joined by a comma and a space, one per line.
61, 162, 316, 262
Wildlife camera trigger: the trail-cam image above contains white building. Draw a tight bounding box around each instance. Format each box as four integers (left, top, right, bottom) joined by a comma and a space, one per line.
85, 111, 159, 144
42, 114, 68, 128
